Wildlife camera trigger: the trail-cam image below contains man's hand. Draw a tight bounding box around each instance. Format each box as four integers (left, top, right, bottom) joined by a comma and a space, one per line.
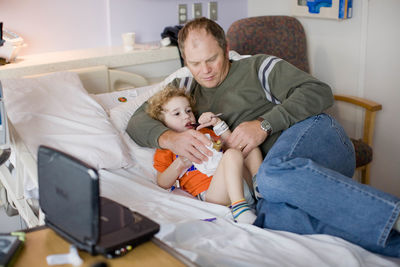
159, 130, 213, 163
226, 120, 268, 156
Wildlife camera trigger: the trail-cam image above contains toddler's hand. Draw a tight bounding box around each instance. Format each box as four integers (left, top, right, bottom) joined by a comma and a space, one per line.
197, 112, 221, 130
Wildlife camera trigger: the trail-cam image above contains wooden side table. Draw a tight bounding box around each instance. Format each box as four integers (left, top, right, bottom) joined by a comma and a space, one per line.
14, 227, 195, 267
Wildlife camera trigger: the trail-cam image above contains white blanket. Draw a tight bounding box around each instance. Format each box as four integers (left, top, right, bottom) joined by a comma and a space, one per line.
99, 168, 400, 267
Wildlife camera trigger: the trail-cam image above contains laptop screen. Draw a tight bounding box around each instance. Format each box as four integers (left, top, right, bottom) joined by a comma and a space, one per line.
38, 145, 100, 246
38, 145, 161, 258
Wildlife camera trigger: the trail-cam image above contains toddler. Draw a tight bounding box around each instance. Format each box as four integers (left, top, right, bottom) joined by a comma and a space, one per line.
146, 85, 262, 224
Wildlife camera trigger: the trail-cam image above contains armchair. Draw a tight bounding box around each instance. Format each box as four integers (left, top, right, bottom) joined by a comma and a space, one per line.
226, 16, 382, 184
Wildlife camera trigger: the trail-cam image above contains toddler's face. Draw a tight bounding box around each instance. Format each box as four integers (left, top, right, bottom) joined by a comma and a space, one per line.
162, 96, 196, 132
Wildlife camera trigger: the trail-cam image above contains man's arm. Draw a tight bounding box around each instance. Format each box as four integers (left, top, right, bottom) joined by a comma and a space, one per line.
227, 58, 333, 155
262, 59, 333, 134
126, 102, 169, 148
126, 100, 212, 163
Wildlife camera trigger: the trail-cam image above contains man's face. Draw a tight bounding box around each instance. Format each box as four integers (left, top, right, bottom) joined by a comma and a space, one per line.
183, 29, 230, 88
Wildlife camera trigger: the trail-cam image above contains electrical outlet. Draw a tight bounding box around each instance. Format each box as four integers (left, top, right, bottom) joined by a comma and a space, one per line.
178, 4, 188, 24
297, 0, 307, 6
193, 3, 202, 19
208, 2, 218, 21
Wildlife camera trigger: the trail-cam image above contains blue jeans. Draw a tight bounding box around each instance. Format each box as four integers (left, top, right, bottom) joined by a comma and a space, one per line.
254, 114, 400, 257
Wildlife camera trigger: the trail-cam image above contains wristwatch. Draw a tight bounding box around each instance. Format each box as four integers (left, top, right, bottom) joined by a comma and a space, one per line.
257, 117, 273, 135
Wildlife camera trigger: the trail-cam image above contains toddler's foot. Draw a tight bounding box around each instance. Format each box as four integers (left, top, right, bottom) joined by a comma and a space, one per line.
231, 198, 257, 224
235, 209, 257, 224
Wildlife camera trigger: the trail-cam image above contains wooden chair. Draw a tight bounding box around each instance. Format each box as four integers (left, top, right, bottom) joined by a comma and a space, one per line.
333, 95, 381, 184
226, 16, 382, 184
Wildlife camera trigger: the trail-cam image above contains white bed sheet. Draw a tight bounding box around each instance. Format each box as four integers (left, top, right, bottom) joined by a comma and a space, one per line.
4, 69, 399, 265
98, 166, 400, 267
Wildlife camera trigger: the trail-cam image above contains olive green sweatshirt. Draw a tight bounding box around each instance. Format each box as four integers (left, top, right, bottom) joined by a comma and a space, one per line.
127, 54, 333, 156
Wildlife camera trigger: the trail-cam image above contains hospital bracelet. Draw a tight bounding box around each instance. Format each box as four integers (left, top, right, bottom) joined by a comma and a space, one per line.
213, 120, 229, 136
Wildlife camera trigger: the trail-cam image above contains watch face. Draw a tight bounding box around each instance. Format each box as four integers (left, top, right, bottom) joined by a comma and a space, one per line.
261, 120, 272, 133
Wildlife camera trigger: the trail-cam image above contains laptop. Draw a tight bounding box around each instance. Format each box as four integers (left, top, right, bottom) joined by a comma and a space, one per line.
38, 145, 160, 258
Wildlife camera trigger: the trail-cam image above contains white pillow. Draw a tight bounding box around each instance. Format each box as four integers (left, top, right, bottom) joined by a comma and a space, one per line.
109, 83, 163, 132
91, 87, 139, 111
90, 85, 160, 112
108, 83, 163, 183
2, 71, 134, 170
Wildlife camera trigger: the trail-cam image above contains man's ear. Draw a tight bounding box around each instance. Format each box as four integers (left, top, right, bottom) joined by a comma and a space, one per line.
178, 47, 186, 67
225, 43, 230, 58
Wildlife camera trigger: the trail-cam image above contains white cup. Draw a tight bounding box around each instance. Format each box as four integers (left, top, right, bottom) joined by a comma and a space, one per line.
122, 32, 136, 51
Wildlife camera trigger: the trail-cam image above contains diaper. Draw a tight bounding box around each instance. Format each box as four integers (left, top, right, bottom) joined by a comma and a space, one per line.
193, 134, 223, 177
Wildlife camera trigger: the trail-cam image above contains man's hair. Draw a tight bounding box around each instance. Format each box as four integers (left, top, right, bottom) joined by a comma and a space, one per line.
178, 17, 227, 59
146, 84, 195, 123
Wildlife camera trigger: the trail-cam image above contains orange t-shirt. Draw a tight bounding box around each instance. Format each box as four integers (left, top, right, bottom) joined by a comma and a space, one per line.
153, 128, 219, 197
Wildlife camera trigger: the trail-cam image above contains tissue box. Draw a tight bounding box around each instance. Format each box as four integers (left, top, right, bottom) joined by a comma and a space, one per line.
0, 30, 24, 62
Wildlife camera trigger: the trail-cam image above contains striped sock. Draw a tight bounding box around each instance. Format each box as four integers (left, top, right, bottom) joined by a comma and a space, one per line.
231, 198, 257, 224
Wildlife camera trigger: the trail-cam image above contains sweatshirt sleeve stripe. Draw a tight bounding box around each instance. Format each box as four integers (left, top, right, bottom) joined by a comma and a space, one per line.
179, 77, 193, 94
258, 56, 282, 104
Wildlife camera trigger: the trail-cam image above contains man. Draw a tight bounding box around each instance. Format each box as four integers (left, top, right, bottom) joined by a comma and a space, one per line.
127, 18, 400, 257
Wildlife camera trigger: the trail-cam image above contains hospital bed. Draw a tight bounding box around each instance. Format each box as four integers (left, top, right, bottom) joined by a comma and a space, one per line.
1, 64, 399, 266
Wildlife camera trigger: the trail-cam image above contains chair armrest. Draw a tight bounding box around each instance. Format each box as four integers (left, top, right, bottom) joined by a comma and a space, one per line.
334, 94, 382, 112
334, 94, 382, 146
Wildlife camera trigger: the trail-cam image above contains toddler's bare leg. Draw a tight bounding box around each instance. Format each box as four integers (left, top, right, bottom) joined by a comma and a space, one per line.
243, 148, 263, 189
206, 149, 257, 224
206, 149, 245, 205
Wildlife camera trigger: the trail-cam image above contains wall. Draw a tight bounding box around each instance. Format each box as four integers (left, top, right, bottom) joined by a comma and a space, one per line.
0, 0, 247, 56
364, 0, 400, 196
248, 0, 400, 197
0, 0, 108, 55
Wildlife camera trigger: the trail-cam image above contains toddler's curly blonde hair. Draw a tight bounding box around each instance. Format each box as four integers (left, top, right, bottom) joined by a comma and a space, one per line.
146, 84, 196, 123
